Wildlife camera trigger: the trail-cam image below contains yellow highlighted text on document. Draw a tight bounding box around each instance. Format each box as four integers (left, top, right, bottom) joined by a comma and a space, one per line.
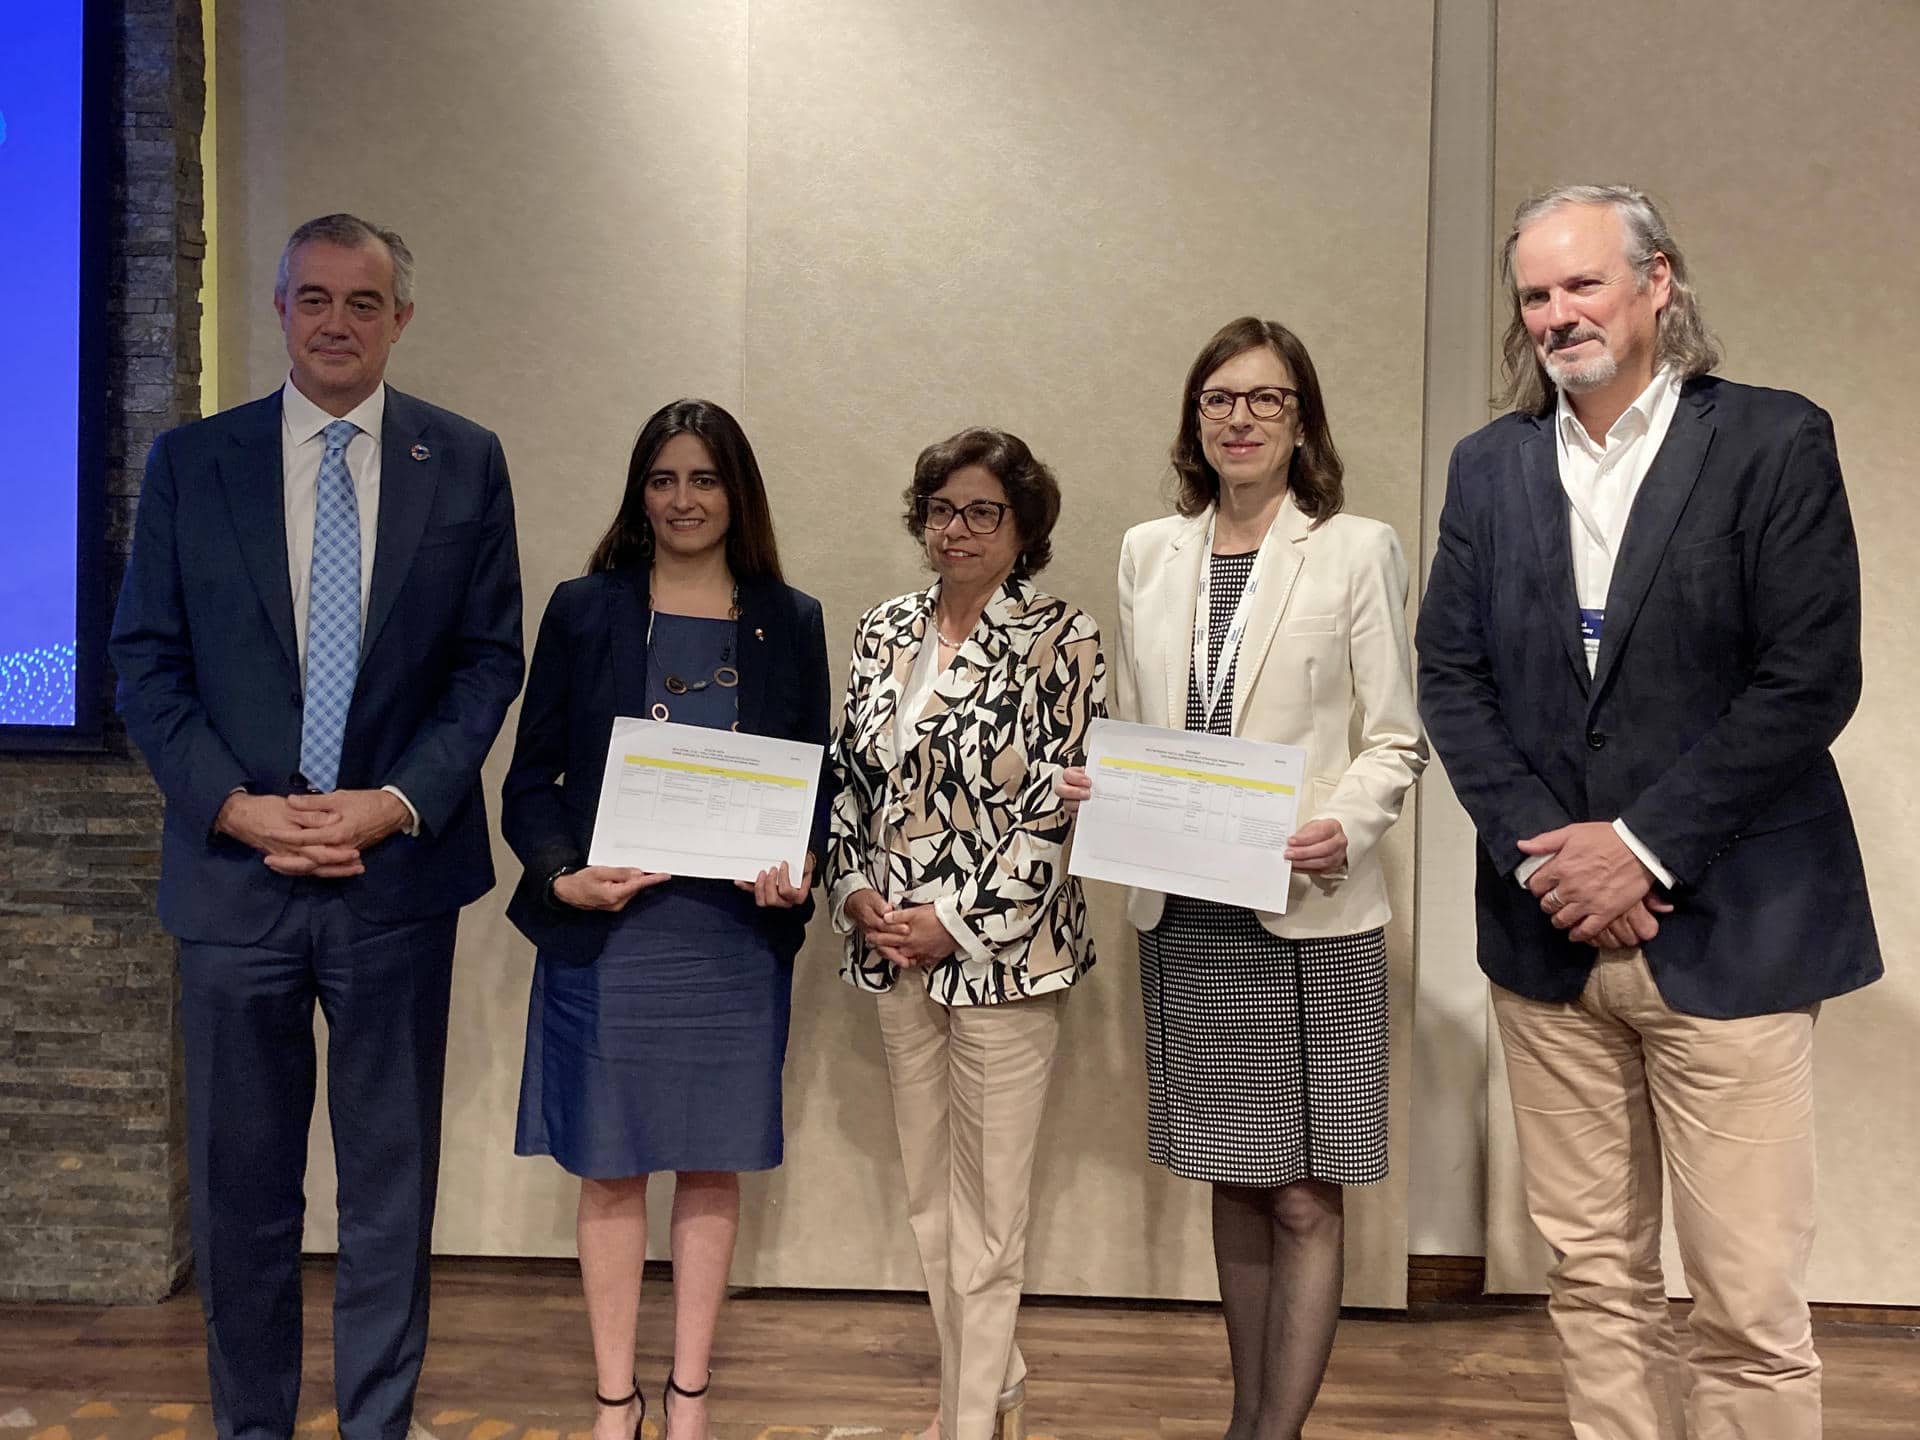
622, 756, 809, 787
1096, 755, 1295, 795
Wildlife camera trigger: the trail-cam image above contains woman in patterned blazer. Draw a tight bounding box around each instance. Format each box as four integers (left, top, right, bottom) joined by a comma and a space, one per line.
1061, 317, 1427, 1440
827, 427, 1104, 1440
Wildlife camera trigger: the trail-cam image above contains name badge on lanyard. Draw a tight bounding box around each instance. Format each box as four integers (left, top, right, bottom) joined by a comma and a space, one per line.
1579, 606, 1604, 672
1191, 510, 1279, 730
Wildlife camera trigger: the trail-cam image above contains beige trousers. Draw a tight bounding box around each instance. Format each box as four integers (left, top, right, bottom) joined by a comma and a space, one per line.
875, 981, 1064, 1440
1492, 949, 1821, 1440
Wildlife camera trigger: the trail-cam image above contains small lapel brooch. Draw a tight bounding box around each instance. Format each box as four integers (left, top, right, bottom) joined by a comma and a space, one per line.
409, 443, 431, 461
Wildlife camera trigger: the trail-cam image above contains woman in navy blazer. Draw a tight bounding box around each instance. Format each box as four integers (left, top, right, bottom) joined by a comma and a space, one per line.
501, 399, 831, 1440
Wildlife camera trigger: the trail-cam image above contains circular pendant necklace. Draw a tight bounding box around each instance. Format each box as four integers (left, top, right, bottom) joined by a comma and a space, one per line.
646, 580, 741, 723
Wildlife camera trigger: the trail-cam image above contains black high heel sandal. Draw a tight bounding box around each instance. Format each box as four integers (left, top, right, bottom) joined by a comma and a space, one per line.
663, 1368, 712, 1431
595, 1377, 645, 1440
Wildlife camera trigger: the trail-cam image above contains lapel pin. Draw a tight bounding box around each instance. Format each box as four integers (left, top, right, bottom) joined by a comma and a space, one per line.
755, 627, 765, 641
409, 443, 431, 461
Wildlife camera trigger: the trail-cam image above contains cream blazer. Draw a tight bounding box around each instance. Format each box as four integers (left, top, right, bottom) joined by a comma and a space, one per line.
1114, 494, 1427, 939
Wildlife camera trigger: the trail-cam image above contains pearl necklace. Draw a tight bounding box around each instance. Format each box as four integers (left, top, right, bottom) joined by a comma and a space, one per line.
935, 600, 980, 649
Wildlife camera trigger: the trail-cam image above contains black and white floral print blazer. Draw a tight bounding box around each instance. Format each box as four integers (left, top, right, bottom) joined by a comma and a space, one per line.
828, 577, 1105, 1006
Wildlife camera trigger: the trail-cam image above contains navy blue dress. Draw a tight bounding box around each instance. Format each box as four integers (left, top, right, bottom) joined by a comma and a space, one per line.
515, 613, 792, 1176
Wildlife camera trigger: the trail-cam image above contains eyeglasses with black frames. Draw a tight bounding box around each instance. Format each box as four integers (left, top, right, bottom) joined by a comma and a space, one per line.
920, 497, 1012, 535
1196, 386, 1298, 421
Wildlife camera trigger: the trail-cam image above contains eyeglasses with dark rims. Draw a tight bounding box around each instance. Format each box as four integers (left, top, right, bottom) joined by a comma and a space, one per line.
1195, 385, 1298, 421
919, 497, 1013, 535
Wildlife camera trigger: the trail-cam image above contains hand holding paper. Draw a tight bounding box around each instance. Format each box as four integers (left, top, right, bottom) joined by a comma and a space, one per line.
1055, 765, 1093, 818
554, 865, 670, 912
735, 853, 816, 909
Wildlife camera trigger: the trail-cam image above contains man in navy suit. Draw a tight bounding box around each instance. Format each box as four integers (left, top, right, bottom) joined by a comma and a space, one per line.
110, 214, 523, 1440
1418, 185, 1880, 1439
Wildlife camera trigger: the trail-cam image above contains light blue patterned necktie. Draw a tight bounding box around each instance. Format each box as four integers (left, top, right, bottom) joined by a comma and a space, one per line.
299, 419, 361, 791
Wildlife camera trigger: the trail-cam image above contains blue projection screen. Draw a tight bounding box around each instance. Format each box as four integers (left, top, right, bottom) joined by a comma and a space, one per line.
0, 3, 102, 745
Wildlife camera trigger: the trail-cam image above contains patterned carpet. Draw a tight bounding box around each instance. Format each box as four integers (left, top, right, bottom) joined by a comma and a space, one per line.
0, 1398, 1045, 1440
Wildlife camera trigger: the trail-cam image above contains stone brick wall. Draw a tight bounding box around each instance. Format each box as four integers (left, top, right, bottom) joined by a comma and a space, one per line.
0, 0, 204, 1303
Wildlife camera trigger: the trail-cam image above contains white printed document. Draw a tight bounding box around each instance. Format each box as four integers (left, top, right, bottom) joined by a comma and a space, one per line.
588, 717, 822, 882
1067, 717, 1305, 912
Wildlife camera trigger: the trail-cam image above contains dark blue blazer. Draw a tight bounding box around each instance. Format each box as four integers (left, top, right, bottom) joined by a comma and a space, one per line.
109, 387, 525, 945
1417, 376, 1881, 1018
500, 569, 833, 965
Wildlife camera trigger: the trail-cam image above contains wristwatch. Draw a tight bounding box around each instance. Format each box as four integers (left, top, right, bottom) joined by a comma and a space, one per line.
543, 864, 580, 908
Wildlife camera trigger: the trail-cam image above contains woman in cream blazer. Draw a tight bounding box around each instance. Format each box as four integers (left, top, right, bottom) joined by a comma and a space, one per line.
1064, 316, 1424, 1440
1116, 492, 1422, 940
828, 427, 1103, 1440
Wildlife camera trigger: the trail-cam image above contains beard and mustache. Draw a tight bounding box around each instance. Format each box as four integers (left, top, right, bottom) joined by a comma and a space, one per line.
1542, 325, 1619, 392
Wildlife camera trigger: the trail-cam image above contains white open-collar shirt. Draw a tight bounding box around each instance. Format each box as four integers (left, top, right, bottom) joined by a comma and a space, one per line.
1556, 364, 1684, 656
1524, 365, 1685, 889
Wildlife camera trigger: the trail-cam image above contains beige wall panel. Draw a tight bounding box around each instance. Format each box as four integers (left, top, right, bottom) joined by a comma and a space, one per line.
216, 0, 753, 1256
212, 0, 291, 413
1410, 0, 1496, 1258
739, 0, 1434, 1302
1488, 0, 1920, 1304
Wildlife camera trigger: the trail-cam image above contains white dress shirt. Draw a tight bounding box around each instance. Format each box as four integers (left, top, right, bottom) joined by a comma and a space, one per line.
1520, 366, 1683, 890
279, 378, 417, 831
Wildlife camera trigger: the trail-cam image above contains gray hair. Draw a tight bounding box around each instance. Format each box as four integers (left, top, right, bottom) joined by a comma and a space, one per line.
274, 212, 416, 309
1498, 184, 1720, 414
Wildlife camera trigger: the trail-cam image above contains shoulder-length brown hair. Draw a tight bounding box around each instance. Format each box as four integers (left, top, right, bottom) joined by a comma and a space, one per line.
1170, 316, 1344, 523
587, 398, 784, 581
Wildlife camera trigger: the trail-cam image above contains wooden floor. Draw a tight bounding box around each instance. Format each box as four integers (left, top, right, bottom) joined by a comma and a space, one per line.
3, 1261, 1916, 1438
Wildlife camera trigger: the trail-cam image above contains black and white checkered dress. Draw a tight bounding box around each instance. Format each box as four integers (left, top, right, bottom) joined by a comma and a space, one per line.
1137, 550, 1389, 1187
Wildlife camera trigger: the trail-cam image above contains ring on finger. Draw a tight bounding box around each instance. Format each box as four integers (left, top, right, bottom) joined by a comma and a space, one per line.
1545, 887, 1563, 910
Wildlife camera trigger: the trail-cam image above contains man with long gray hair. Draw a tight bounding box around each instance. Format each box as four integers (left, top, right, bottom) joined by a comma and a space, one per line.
1417, 184, 1880, 1438
111, 213, 524, 1440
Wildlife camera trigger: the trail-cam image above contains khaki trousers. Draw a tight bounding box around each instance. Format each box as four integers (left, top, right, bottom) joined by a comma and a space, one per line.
1492, 949, 1821, 1440
875, 981, 1064, 1440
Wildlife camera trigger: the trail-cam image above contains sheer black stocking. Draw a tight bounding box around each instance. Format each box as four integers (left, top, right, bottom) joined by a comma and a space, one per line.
1210, 1179, 1345, 1440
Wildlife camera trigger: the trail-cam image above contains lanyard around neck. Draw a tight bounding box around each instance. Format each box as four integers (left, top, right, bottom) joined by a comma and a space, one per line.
1191, 508, 1278, 730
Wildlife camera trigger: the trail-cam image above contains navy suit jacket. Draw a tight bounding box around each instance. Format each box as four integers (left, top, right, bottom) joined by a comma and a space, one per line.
500, 569, 833, 966
109, 386, 525, 945
1417, 376, 1881, 1018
